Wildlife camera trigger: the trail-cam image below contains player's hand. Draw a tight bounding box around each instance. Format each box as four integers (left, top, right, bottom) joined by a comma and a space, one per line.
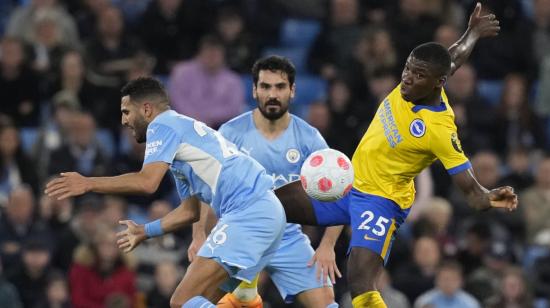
44, 172, 90, 200
188, 235, 206, 262
308, 243, 342, 285
488, 186, 518, 211
468, 2, 500, 38
117, 220, 147, 253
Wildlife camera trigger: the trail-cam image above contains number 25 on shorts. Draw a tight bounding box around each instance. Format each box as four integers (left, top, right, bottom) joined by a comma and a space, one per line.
357, 211, 392, 237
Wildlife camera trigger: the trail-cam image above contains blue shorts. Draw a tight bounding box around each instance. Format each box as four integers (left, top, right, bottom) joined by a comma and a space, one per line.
198, 190, 286, 292
265, 232, 332, 303
312, 189, 410, 262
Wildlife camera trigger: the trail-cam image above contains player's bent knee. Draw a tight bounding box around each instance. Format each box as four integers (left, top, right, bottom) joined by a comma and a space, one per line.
296, 286, 335, 307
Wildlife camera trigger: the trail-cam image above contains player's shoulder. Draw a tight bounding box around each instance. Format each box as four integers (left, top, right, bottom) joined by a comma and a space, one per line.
219, 111, 253, 133
290, 114, 318, 133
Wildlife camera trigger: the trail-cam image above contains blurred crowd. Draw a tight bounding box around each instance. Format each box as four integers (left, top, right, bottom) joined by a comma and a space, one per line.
0, 0, 549, 307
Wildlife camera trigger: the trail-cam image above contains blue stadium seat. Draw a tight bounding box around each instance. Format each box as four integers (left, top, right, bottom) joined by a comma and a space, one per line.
240, 74, 256, 110
477, 79, 504, 106
262, 47, 309, 73
19, 127, 39, 155
96, 129, 116, 159
280, 18, 321, 48
294, 75, 327, 105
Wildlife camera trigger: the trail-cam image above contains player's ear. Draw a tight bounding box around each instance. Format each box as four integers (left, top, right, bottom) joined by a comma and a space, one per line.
290, 83, 296, 99
437, 76, 447, 88
142, 102, 152, 117
252, 84, 257, 100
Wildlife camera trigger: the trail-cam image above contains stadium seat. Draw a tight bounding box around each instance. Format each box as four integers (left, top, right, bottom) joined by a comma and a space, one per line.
96, 129, 116, 159
477, 79, 504, 106
294, 75, 328, 105
280, 18, 321, 49
19, 127, 39, 155
262, 47, 309, 73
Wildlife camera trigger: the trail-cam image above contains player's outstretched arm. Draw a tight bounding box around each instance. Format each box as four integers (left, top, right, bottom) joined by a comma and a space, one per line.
274, 180, 319, 225
452, 168, 518, 211
448, 2, 500, 75
117, 196, 201, 253
45, 162, 169, 200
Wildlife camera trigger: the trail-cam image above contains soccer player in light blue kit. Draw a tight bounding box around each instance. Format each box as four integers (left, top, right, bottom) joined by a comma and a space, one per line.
45, 77, 286, 308
191, 56, 343, 307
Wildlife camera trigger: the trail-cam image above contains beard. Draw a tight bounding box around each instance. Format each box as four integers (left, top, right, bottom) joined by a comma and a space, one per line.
132, 117, 149, 143
258, 99, 289, 120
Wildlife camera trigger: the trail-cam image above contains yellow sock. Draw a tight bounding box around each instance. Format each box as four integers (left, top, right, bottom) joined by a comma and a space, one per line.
232, 275, 260, 301
352, 291, 387, 308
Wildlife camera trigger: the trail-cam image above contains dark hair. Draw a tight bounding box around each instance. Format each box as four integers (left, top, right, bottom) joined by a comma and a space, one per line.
199, 34, 225, 50
252, 56, 296, 87
120, 77, 168, 105
411, 42, 452, 77
437, 260, 463, 275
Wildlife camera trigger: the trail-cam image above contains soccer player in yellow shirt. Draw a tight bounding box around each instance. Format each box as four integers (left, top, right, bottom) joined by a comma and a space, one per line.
275, 3, 518, 308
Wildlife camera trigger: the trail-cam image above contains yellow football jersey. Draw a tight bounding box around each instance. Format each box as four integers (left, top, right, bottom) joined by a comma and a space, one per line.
352, 84, 470, 209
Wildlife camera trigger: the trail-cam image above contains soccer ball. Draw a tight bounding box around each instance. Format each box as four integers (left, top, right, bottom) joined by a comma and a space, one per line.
300, 148, 354, 202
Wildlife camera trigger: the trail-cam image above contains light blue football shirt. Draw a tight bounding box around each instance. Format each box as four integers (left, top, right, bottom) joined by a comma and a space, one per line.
219, 111, 328, 239
143, 110, 274, 217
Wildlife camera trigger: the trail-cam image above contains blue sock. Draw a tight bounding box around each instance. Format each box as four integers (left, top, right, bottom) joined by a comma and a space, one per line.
182, 296, 215, 308
327, 303, 339, 308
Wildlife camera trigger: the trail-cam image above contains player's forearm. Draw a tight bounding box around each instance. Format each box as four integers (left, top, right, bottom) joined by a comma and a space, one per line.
448, 28, 479, 75
88, 172, 158, 195
319, 225, 345, 248
461, 170, 492, 211
161, 199, 201, 234
192, 203, 211, 240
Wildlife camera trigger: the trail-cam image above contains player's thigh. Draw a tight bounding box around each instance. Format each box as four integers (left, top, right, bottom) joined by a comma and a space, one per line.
347, 247, 384, 297
295, 286, 335, 307
311, 191, 351, 226
266, 235, 334, 304
348, 190, 409, 263
170, 256, 229, 306
198, 192, 286, 287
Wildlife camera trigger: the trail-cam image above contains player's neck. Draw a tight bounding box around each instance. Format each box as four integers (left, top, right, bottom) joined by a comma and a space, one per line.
413, 90, 442, 106
253, 109, 290, 140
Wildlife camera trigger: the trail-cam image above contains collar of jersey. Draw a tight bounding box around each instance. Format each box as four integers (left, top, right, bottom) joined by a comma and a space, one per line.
411, 101, 447, 113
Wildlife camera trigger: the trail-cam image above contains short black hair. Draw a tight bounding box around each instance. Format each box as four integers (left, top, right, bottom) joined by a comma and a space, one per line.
121, 77, 169, 105
411, 42, 451, 77
252, 56, 296, 87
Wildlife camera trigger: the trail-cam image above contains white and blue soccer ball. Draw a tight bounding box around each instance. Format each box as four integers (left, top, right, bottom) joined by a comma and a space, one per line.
300, 148, 354, 202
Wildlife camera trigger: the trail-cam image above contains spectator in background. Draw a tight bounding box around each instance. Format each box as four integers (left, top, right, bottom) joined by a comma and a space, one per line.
168, 35, 244, 129
39, 195, 73, 236
393, 236, 440, 303
378, 268, 410, 308
99, 196, 127, 229
444, 64, 494, 154
411, 198, 456, 256
69, 225, 137, 308
37, 271, 70, 308
521, 156, 550, 245
30, 8, 70, 86
47, 111, 111, 177
215, 6, 258, 74
85, 6, 141, 89
0, 186, 53, 269
389, 0, 441, 67
470, 0, 535, 79
456, 220, 492, 276
485, 266, 533, 308
0, 118, 39, 201
414, 261, 480, 308
6, 239, 54, 308
324, 78, 369, 156
0, 256, 22, 308
0, 37, 41, 127
309, 0, 363, 78
132, 200, 187, 292
146, 260, 183, 308
499, 148, 534, 192
70, 0, 111, 41
138, 0, 215, 74
6, 0, 79, 49
494, 74, 548, 154
52, 197, 103, 272
434, 23, 460, 48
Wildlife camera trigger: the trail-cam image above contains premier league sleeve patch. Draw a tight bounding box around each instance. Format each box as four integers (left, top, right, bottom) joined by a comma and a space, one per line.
409, 119, 426, 138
